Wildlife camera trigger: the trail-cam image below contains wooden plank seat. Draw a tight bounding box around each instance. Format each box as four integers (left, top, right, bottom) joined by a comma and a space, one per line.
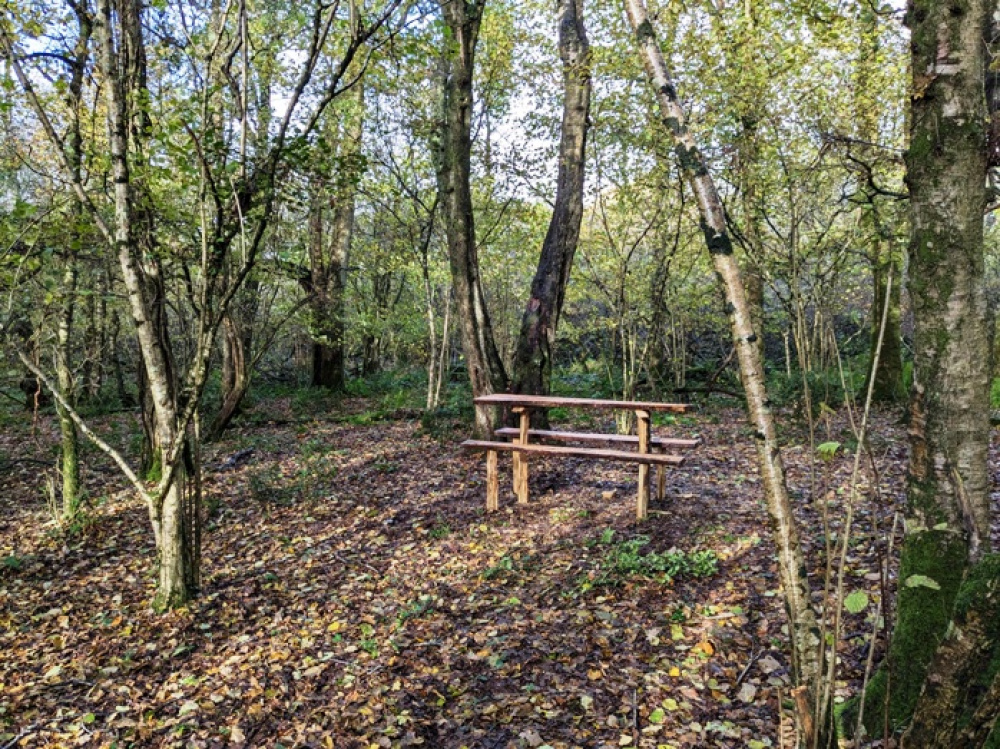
461, 439, 687, 515
493, 427, 702, 451
493, 428, 700, 508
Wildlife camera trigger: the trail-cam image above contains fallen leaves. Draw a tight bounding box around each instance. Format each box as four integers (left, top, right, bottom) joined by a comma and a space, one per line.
0, 403, 913, 747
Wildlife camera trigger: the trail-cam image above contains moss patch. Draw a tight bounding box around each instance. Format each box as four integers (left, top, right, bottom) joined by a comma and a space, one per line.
861, 527, 968, 734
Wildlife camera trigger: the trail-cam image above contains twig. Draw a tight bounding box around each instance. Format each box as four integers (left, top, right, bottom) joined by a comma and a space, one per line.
331, 552, 380, 575
0, 458, 54, 471
735, 647, 763, 687
2, 725, 36, 749
631, 688, 639, 745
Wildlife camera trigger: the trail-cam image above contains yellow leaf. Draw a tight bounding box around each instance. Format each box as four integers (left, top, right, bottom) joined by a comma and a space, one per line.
327, 621, 344, 633
587, 668, 603, 680
668, 667, 680, 677
693, 640, 714, 656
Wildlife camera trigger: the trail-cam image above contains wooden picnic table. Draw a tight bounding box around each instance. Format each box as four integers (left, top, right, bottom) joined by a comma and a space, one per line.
464, 394, 700, 519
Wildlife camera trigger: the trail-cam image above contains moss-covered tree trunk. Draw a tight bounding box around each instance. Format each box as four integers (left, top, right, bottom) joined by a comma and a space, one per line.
511, 0, 590, 405
437, 0, 508, 436
53, 2, 92, 523
858, 0, 993, 735
865, 243, 905, 403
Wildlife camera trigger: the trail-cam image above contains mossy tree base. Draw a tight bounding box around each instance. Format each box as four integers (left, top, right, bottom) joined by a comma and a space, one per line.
843, 554, 1000, 746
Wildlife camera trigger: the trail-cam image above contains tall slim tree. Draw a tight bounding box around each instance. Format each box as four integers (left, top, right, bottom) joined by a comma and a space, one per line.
624, 1, 830, 744
437, 0, 508, 435
511, 0, 590, 402
54, 0, 92, 522
856, 5, 905, 403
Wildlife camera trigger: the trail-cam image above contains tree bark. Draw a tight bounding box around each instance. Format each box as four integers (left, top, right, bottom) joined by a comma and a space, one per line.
511, 0, 590, 404
437, 0, 508, 436
859, 0, 993, 733
309, 83, 363, 390
207, 310, 251, 441
902, 556, 1000, 747
866, 244, 905, 402
97, 0, 199, 608
54, 3, 91, 523
624, 2, 829, 745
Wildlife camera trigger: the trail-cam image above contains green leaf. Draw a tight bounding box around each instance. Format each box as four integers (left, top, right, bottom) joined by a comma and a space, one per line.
649, 708, 666, 724
905, 574, 941, 590
844, 590, 869, 614
82, 713, 96, 724
816, 441, 841, 460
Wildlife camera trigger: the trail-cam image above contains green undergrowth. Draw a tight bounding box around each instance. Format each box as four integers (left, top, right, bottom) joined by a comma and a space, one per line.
583, 532, 718, 590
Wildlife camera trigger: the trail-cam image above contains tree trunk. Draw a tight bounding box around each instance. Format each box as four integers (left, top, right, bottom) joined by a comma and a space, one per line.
437, 0, 508, 436
902, 556, 1000, 747
206, 311, 250, 441
858, 0, 993, 735
624, 2, 830, 745
511, 0, 590, 403
97, 0, 198, 608
866, 246, 905, 403
856, 0, 993, 735
55, 233, 81, 523
855, 8, 905, 404
149, 449, 200, 612
52, 3, 92, 523
309, 84, 363, 390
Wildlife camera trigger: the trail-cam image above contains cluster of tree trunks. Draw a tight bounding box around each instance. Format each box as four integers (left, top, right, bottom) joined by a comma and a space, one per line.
437, 0, 509, 436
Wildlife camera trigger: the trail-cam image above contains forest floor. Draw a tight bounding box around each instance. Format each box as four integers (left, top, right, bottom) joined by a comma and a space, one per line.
2, 394, 991, 748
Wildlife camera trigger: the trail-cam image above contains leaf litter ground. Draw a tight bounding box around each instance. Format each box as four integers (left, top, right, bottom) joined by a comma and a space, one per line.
1, 400, 976, 748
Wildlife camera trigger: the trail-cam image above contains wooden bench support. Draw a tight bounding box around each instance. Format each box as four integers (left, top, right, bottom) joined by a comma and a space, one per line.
513, 407, 529, 504
492, 427, 702, 508
637, 409, 650, 520
486, 449, 499, 512
461, 440, 685, 519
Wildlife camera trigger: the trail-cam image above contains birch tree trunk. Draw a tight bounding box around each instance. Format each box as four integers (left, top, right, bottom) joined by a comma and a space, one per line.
857, 0, 994, 735
437, 0, 508, 436
511, 0, 590, 404
624, 2, 829, 744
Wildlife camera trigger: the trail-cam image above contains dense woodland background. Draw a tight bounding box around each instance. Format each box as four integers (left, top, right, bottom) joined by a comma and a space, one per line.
2, 0, 1000, 746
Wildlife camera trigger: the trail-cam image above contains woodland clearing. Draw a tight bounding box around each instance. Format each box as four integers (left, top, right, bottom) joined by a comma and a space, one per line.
0, 397, 954, 749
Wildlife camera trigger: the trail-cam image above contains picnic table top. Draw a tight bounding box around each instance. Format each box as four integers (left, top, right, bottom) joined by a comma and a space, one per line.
473, 393, 692, 413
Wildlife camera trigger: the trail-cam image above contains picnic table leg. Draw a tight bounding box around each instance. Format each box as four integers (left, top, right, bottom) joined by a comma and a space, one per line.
486, 449, 499, 512
636, 409, 651, 519
513, 407, 530, 504
657, 463, 666, 501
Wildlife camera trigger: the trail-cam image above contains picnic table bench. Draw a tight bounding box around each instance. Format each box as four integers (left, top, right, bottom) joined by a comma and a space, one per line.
461, 394, 701, 520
